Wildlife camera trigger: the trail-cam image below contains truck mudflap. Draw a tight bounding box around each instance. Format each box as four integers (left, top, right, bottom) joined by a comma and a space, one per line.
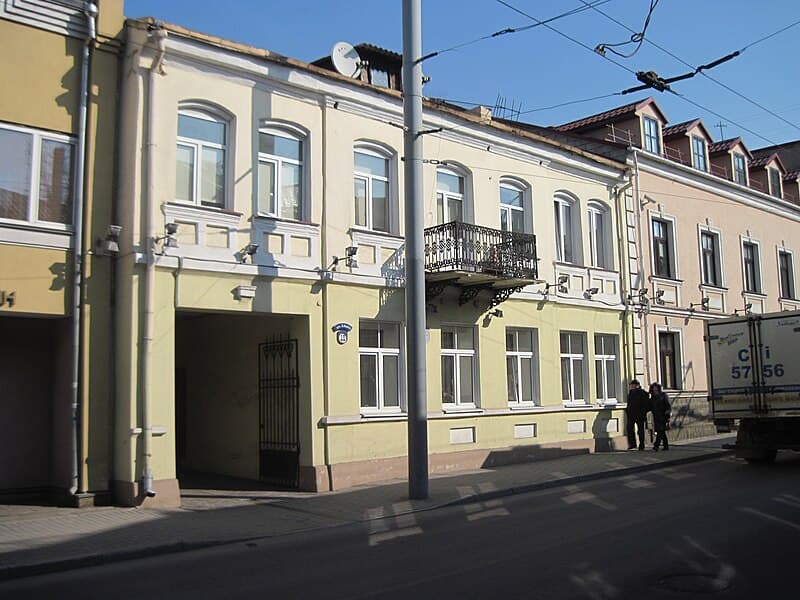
735, 417, 800, 463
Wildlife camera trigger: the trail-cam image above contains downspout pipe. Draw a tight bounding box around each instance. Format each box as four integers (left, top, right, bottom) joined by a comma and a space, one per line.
613, 173, 634, 386
69, 1, 97, 498
140, 24, 168, 499
631, 150, 651, 382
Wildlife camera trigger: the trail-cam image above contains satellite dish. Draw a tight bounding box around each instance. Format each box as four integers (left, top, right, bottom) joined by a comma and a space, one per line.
331, 41, 362, 78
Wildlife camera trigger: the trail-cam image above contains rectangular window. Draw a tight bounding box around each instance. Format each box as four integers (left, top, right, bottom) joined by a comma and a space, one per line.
587, 204, 609, 269
594, 334, 618, 404
700, 230, 721, 287
769, 168, 782, 198
0, 123, 74, 225
560, 332, 586, 405
258, 131, 303, 220
692, 136, 707, 172
658, 331, 681, 390
506, 328, 538, 405
652, 218, 674, 278
359, 322, 401, 411
500, 183, 525, 233
742, 241, 761, 293
441, 326, 476, 407
176, 112, 226, 208
779, 250, 795, 299
643, 117, 660, 154
554, 198, 574, 263
354, 150, 390, 232
436, 170, 464, 224
733, 153, 747, 185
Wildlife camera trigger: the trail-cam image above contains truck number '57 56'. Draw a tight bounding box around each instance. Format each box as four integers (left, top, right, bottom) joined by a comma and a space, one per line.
731, 364, 785, 379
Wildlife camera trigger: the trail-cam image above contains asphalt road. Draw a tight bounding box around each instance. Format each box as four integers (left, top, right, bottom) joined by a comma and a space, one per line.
4, 453, 800, 599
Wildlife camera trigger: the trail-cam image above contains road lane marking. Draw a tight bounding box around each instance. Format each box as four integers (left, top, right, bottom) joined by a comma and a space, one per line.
365, 504, 423, 546
605, 461, 626, 469
655, 468, 695, 480
619, 475, 656, 488
457, 484, 510, 521
774, 494, 800, 510
570, 563, 619, 599
740, 507, 800, 533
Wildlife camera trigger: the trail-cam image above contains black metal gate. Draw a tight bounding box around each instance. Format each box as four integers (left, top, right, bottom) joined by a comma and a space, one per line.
258, 338, 300, 488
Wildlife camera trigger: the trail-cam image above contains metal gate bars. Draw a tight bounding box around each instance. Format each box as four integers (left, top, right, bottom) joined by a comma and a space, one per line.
258, 338, 300, 488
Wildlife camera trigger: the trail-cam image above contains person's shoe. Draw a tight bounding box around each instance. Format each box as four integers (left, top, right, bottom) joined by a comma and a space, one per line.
653, 446, 659, 452
663, 446, 669, 451
628, 446, 636, 450
638, 445, 645, 451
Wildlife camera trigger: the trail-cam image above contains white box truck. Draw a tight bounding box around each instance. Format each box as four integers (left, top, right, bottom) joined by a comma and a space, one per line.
705, 310, 800, 462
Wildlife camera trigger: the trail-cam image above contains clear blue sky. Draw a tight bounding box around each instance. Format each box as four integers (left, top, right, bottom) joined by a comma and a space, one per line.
124, 0, 800, 150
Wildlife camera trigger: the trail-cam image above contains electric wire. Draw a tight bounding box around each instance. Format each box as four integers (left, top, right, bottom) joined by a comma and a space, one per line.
579, 0, 800, 134
595, 0, 660, 58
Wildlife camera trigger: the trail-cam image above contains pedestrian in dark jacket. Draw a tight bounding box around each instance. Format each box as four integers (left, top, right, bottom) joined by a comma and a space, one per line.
650, 382, 671, 451
626, 379, 650, 450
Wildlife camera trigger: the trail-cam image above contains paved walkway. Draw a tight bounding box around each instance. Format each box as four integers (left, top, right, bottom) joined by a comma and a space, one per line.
0, 435, 734, 581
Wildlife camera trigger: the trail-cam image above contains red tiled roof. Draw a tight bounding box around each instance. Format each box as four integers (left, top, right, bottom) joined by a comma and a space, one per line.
709, 137, 741, 154
749, 152, 786, 171
554, 97, 665, 132
784, 169, 800, 181
662, 119, 699, 137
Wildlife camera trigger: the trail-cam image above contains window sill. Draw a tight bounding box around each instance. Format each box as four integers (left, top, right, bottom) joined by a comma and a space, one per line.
743, 291, 767, 298
359, 411, 406, 421
508, 403, 540, 411
348, 225, 403, 240
700, 284, 728, 292
165, 201, 241, 217
254, 213, 319, 227
562, 402, 593, 410
442, 405, 483, 415
650, 275, 683, 284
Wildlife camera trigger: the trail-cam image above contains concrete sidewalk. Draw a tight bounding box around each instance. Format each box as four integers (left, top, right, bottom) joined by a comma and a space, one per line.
0, 435, 734, 581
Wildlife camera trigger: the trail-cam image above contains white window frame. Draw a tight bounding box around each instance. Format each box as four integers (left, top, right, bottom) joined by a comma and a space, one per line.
643, 116, 661, 154
741, 237, 763, 294
257, 123, 307, 221
560, 331, 588, 406
0, 120, 75, 230
441, 326, 478, 409
176, 107, 229, 209
587, 200, 612, 270
649, 212, 678, 280
777, 247, 796, 300
554, 192, 581, 265
698, 226, 723, 288
769, 167, 783, 199
505, 328, 539, 407
353, 143, 393, 233
655, 327, 684, 391
358, 321, 403, 414
499, 179, 529, 234
436, 167, 467, 224
691, 135, 708, 172
594, 333, 618, 405
733, 153, 748, 185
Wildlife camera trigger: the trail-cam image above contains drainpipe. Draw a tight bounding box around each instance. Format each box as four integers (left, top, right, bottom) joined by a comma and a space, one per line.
140, 24, 168, 499
68, 1, 97, 498
631, 150, 652, 381
613, 173, 633, 385
320, 98, 332, 490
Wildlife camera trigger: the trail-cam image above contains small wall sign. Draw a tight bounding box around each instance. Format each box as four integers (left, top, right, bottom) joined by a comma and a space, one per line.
332, 322, 352, 345
0, 290, 16, 308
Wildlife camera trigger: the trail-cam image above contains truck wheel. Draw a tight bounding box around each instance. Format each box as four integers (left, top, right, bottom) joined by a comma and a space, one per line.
744, 449, 777, 464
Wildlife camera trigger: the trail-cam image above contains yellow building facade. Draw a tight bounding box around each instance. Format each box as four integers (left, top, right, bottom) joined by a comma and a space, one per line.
0, 0, 124, 503
114, 19, 631, 506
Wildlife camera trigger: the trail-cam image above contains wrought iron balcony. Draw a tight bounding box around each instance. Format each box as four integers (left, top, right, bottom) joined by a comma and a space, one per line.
424, 221, 539, 306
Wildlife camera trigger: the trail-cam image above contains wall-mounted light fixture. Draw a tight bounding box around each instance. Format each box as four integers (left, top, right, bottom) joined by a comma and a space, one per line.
654, 289, 665, 305
734, 302, 753, 315
627, 288, 649, 305
543, 274, 568, 295
333, 245, 359, 269
96, 224, 122, 256
155, 222, 179, 249
488, 308, 503, 318
240, 242, 259, 263
583, 287, 600, 299
689, 297, 710, 312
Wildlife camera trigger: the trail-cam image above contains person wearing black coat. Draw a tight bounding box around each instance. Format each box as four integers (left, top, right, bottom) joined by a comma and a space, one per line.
650, 382, 671, 451
626, 379, 650, 450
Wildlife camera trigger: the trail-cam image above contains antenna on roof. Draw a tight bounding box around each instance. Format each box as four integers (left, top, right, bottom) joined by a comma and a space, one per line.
331, 41, 362, 78
715, 120, 728, 140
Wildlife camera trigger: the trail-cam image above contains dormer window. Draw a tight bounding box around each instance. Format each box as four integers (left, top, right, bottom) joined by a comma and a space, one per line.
691, 136, 707, 172
769, 168, 782, 198
643, 116, 660, 154
733, 153, 747, 185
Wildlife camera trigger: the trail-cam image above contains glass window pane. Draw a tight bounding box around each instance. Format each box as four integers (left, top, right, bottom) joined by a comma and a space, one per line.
175, 144, 195, 203
383, 355, 399, 407
521, 357, 533, 402
360, 324, 379, 348
372, 179, 388, 231
572, 359, 584, 400
354, 177, 367, 226
506, 357, 518, 402
500, 208, 508, 232
441, 329, 455, 349
448, 197, 462, 222
259, 132, 302, 161
354, 151, 388, 177
436, 193, 444, 224
441, 356, 455, 403
437, 171, 463, 194
560, 334, 569, 354
500, 185, 523, 207
505, 331, 516, 351
459, 356, 474, 403
511, 209, 524, 233
518, 330, 533, 352
561, 357, 571, 400
178, 113, 225, 145
38, 139, 73, 224
457, 327, 474, 349
200, 147, 225, 207
360, 354, 377, 408
595, 360, 604, 398
280, 162, 302, 220
606, 361, 617, 399
571, 334, 584, 354
0, 129, 33, 221
380, 324, 400, 348
258, 160, 276, 214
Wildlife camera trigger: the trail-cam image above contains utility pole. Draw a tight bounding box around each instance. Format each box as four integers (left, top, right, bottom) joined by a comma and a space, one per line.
402, 0, 429, 500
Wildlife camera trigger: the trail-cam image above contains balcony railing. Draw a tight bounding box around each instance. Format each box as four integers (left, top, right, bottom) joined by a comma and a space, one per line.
424, 221, 538, 280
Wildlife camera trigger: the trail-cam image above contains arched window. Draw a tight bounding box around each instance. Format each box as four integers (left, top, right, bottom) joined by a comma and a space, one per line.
587, 201, 612, 269
257, 124, 306, 221
354, 143, 392, 232
499, 179, 529, 234
436, 167, 465, 224
554, 192, 581, 264
176, 107, 229, 208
